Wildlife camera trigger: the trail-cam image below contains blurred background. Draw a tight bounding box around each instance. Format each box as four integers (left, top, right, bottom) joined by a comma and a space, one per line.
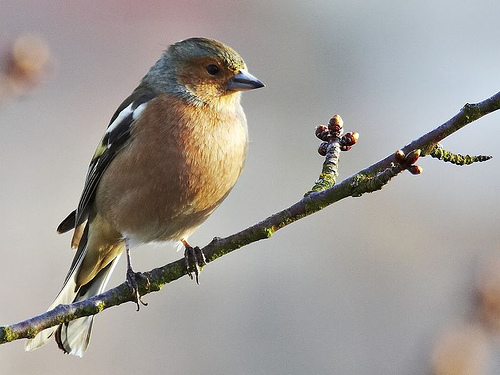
1, 1, 500, 374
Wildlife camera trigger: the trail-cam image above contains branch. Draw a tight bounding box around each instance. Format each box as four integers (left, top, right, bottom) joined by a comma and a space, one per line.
2, 90, 499, 346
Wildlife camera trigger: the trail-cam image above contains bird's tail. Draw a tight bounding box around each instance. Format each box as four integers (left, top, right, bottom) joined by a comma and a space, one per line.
54, 255, 120, 356
25, 226, 121, 356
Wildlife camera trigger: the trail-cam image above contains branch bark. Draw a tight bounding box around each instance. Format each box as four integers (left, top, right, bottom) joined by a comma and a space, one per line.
2, 90, 499, 346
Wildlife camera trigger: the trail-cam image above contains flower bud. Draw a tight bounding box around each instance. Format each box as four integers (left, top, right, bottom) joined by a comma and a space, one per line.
405, 149, 421, 165
408, 165, 423, 175
318, 142, 328, 156
328, 114, 343, 136
394, 150, 405, 162
315, 125, 329, 141
341, 132, 359, 147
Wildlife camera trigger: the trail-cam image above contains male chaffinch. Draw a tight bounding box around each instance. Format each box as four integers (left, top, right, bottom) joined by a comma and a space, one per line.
25, 37, 264, 356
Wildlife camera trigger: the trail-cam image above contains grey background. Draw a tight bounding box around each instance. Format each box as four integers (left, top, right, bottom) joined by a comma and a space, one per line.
1, 1, 500, 374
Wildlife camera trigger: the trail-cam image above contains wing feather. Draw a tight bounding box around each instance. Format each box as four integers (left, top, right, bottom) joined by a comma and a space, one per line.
58, 86, 158, 237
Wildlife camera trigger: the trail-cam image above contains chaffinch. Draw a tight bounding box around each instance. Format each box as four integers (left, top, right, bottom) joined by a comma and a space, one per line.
25, 37, 264, 356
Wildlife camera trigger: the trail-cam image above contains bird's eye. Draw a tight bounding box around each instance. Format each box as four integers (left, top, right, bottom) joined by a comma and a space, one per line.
206, 64, 220, 75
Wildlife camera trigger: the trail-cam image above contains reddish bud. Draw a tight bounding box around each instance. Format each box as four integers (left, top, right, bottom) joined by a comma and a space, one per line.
328, 114, 344, 136
318, 142, 328, 156
394, 150, 405, 162
405, 149, 421, 165
341, 132, 359, 147
408, 165, 423, 175
315, 125, 330, 141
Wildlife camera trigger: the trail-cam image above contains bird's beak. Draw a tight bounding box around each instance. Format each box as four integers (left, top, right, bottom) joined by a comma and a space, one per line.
227, 69, 265, 91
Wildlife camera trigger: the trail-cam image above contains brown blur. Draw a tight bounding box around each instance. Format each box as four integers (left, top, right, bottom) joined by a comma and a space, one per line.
0, 34, 51, 104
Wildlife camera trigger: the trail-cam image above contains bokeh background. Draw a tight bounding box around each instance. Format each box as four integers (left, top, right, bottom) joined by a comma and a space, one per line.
1, 1, 500, 374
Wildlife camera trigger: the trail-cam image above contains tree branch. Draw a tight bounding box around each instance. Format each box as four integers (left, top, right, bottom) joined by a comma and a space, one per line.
2, 90, 499, 346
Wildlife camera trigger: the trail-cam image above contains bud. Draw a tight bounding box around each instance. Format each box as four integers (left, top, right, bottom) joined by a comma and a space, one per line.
405, 149, 421, 165
318, 142, 328, 156
341, 132, 359, 147
394, 150, 405, 162
408, 165, 423, 175
315, 125, 329, 141
328, 114, 343, 136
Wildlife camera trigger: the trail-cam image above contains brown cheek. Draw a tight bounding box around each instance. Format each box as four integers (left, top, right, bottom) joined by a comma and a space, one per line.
190, 82, 223, 100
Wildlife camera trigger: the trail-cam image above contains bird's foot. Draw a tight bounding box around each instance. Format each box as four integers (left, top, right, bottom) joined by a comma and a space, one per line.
182, 240, 206, 284
126, 268, 149, 311
124, 239, 149, 310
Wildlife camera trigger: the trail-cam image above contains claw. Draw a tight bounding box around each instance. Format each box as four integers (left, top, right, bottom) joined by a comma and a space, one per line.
182, 239, 206, 284
126, 270, 149, 311
125, 239, 149, 310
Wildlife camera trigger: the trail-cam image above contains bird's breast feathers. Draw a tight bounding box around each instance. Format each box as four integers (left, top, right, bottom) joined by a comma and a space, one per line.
94, 93, 248, 242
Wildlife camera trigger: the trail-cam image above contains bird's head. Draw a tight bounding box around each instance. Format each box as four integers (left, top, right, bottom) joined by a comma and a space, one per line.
145, 38, 264, 105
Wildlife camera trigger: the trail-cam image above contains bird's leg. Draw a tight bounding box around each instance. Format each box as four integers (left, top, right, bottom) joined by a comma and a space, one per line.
182, 239, 206, 284
125, 239, 149, 311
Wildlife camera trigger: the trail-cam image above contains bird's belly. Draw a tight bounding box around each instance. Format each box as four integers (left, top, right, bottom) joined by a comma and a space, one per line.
95, 134, 246, 243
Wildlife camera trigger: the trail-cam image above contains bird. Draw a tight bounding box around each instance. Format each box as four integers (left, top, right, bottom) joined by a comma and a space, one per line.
25, 37, 264, 356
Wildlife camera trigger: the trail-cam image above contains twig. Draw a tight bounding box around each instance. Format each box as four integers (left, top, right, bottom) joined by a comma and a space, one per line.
307, 114, 359, 194
430, 143, 492, 165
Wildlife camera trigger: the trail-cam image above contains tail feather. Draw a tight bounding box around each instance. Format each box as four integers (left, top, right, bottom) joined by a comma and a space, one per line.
24, 250, 84, 352
56, 210, 76, 234
25, 224, 121, 356
54, 254, 120, 356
